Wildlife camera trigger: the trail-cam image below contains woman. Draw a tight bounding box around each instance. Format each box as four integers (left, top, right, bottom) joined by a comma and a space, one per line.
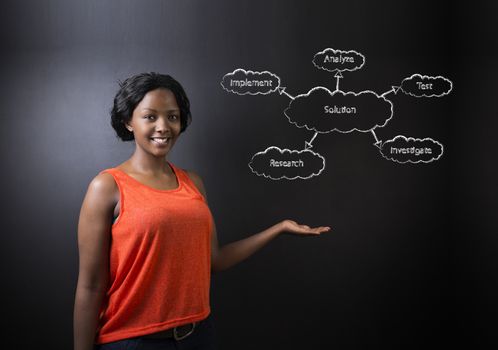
73, 72, 331, 350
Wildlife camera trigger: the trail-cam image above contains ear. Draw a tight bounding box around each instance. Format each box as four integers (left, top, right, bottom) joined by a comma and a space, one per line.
124, 120, 133, 132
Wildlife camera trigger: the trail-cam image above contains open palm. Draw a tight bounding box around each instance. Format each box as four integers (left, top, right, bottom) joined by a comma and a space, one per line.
280, 219, 331, 236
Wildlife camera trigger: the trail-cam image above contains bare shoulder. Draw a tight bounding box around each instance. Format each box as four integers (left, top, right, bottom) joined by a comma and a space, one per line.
184, 169, 207, 197
90, 171, 118, 193
84, 171, 119, 207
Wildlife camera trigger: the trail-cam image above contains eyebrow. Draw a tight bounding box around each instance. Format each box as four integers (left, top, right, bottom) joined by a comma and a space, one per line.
142, 108, 180, 112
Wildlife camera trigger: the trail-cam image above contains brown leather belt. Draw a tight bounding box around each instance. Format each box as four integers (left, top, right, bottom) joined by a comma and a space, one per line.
140, 321, 198, 341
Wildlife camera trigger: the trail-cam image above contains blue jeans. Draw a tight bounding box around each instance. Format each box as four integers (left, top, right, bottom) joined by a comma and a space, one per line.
95, 314, 217, 350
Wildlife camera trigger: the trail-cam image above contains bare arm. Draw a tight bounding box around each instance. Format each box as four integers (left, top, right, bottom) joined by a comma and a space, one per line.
186, 171, 331, 273
73, 173, 117, 350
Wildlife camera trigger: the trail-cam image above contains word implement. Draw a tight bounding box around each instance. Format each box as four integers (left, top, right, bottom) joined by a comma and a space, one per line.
270, 159, 305, 167
230, 79, 274, 87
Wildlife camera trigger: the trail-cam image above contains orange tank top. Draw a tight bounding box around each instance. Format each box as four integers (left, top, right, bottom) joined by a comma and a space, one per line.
95, 162, 213, 344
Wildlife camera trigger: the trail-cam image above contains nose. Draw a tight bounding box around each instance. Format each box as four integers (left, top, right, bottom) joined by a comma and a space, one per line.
154, 116, 171, 133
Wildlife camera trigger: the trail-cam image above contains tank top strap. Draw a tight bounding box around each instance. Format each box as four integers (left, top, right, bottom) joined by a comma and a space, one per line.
168, 162, 206, 201
98, 168, 127, 183
99, 168, 120, 175
96, 168, 131, 197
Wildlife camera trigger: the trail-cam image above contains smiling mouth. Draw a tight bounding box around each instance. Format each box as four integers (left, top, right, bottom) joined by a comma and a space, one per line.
150, 137, 171, 145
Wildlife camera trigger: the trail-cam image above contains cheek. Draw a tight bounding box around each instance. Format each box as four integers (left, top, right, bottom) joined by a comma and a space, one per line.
173, 122, 182, 134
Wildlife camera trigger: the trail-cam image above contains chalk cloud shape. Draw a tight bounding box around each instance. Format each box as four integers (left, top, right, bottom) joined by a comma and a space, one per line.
284, 87, 393, 133
313, 48, 365, 72
221, 69, 281, 95
248, 146, 325, 180
400, 74, 453, 97
380, 135, 443, 163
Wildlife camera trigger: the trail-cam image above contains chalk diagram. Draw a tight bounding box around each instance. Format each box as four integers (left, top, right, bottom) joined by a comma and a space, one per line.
221, 48, 452, 180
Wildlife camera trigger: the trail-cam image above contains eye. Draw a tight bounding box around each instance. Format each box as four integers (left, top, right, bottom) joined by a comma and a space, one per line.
169, 114, 179, 121
144, 114, 156, 120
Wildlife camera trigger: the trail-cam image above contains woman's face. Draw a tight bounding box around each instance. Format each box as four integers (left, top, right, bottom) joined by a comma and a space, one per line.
126, 88, 182, 158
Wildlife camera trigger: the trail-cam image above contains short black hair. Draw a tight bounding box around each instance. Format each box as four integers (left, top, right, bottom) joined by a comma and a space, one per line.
110, 72, 192, 141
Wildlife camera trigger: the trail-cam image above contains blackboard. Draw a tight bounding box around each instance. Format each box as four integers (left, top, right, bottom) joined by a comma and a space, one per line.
0, 0, 496, 348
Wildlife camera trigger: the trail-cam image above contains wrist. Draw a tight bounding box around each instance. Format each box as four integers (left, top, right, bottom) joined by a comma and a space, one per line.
272, 221, 286, 236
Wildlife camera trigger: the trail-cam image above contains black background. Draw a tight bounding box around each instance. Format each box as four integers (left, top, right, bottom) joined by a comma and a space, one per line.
0, 1, 496, 349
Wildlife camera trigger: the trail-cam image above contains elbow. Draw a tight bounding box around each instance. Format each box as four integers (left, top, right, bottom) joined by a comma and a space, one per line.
211, 265, 229, 273
211, 254, 227, 273
76, 281, 108, 299
76, 272, 109, 295
211, 261, 223, 273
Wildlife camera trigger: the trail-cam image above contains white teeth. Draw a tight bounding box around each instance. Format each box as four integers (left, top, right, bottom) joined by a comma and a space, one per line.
151, 138, 169, 144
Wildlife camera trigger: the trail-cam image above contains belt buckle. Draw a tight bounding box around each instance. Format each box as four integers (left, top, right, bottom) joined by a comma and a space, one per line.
173, 322, 196, 341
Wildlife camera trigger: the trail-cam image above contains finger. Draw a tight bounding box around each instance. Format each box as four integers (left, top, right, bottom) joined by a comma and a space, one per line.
309, 227, 330, 234
295, 225, 317, 232
313, 226, 331, 232
292, 228, 318, 235
302, 227, 322, 235
298, 224, 330, 232
300, 231, 320, 236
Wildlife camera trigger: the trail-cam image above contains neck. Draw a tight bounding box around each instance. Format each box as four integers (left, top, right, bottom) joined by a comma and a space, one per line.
128, 148, 171, 175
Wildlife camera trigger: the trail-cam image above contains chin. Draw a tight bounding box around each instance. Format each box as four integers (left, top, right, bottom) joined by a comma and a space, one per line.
152, 148, 171, 157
